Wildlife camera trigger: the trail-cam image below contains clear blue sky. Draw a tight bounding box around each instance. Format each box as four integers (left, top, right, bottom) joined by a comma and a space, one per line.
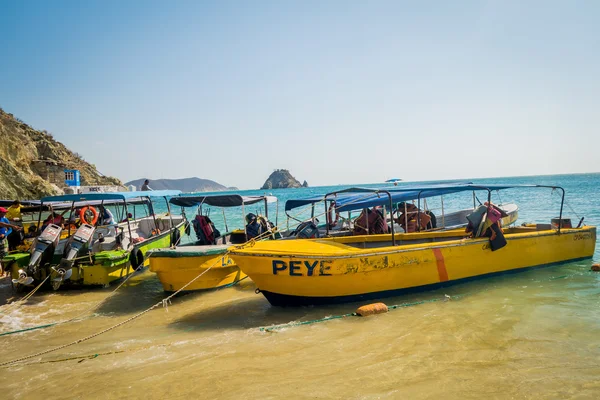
1, 1, 598, 189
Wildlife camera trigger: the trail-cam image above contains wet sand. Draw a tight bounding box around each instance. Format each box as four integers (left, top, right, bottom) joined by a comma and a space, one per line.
2, 259, 600, 399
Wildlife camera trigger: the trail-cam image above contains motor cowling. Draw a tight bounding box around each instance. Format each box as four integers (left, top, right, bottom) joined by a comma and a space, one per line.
52, 224, 95, 289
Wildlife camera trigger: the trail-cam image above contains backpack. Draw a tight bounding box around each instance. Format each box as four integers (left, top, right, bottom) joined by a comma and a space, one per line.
246, 221, 261, 239
192, 215, 216, 245
291, 221, 320, 239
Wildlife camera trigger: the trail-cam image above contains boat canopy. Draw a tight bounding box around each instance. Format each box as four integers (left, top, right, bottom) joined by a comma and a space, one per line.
332, 184, 548, 212
170, 194, 278, 208
284, 183, 471, 212
0, 200, 41, 207
285, 183, 545, 213
40, 190, 181, 203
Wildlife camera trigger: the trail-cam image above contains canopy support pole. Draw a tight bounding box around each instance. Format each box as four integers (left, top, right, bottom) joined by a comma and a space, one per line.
222, 208, 228, 232
441, 196, 445, 229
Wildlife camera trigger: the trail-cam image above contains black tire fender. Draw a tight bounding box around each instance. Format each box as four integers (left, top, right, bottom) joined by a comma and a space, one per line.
129, 249, 145, 270
171, 229, 181, 247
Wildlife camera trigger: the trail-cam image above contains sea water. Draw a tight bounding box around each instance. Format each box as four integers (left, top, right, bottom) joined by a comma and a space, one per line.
1, 173, 599, 399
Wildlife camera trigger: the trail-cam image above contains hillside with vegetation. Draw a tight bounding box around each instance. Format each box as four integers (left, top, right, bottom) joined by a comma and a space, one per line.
125, 177, 234, 192
0, 107, 121, 199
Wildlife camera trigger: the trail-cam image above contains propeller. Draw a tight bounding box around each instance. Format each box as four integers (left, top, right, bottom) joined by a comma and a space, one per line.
12, 269, 34, 286
51, 267, 73, 290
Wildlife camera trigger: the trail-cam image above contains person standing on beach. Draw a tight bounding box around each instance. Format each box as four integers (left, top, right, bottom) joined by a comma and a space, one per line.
6, 200, 24, 250
6, 200, 21, 222
0, 207, 22, 273
141, 179, 153, 191
140, 179, 155, 214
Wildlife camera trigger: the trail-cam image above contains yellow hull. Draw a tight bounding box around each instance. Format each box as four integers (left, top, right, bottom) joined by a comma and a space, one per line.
149, 248, 246, 292
229, 226, 596, 306
80, 261, 135, 286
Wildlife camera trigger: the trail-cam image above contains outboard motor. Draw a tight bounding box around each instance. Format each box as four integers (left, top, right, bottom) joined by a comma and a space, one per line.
13, 224, 62, 286
291, 221, 320, 239
51, 224, 95, 290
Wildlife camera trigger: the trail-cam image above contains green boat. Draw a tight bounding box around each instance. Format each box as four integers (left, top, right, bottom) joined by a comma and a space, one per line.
3, 190, 186, 290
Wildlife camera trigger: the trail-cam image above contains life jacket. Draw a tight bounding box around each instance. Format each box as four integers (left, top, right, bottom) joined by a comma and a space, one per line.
371, 208, 389, 235
466, 205, 487, 235
353, 209, 369, 235
192, 215, 215, 245
246, 221, 261, 240
43, 215, 63, 226
354, 209, 388, 235
257, 216, 275, 238
425, 210, 437, 229
486, 205, 502, 224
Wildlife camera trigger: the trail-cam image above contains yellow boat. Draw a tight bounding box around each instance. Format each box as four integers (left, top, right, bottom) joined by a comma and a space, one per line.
229, 184, 597, 306
149, 194, 278, 292
149, 245, 245, 291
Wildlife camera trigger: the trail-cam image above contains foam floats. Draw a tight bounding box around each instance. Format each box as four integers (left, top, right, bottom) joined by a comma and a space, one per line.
355, 302, 388, 316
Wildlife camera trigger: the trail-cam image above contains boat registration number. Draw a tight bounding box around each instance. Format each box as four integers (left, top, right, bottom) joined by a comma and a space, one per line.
272, 260, 332, 276
573, 233, 592, 241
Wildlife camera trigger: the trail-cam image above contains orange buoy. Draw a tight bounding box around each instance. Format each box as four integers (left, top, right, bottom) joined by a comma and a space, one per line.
356, 302, 388, 316
591, 263, 600, 272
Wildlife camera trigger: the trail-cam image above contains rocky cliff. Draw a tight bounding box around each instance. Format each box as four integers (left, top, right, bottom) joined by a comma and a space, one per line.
260, 169, 306, 189
0, 108, 121, 199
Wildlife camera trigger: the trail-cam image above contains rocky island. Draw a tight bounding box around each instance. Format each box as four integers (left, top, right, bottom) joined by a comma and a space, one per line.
261, 169, 308, 189
0, 108, 121, 199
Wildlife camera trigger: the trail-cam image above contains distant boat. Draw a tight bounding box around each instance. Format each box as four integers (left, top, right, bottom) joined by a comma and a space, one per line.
385, 178, 402, 183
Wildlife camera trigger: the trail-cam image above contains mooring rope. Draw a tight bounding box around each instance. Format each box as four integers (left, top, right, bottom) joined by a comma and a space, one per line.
0, 275, 51, 315
259, 294, 461, 332
0, 192, 395, 366
0, 253, 222, 366
2, 295, 463, 365
0, 260, 148, 338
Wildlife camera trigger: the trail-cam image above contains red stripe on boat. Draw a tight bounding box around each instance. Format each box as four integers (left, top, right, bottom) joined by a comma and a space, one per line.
432, 248, 449, 282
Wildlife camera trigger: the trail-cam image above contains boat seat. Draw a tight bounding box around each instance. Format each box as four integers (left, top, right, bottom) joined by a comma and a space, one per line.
92, 236, 118, 252
155, 217, 173, 231
136, 218, 158, 236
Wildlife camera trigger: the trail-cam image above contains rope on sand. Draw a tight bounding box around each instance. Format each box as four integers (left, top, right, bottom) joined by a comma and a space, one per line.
259, 294, 464, 332
0, 256, 221, 367
0, 200, 382, 366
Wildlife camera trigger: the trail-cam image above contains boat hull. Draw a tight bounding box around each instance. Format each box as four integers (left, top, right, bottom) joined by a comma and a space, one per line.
149, 246, 246, 292
230, 226, 596, 306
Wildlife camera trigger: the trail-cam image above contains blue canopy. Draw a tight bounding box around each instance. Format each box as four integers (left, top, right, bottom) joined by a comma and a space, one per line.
285, 193, 355, 212
285, 183, 471, 212
333, 184, 542, 212
285, 183, 543, 213
385, 178, 402, 183
41, 190, 181, 203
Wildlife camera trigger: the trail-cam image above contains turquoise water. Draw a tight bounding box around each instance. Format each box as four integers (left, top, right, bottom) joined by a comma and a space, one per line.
1, 173, 600, 399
